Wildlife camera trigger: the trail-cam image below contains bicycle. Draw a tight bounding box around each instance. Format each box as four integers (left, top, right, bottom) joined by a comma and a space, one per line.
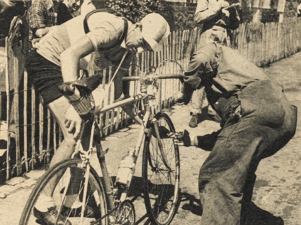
19, 63, 185, 225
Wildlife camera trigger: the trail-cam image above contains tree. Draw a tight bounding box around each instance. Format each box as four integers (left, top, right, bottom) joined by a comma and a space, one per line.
106, 0, 196, 31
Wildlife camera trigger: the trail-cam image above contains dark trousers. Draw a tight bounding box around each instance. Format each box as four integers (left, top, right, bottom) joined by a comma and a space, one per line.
199, 80, 297, 224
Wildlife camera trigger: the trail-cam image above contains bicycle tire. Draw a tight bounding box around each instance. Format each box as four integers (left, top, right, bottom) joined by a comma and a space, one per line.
19, 159, 108, 225
142, 113, 180, 225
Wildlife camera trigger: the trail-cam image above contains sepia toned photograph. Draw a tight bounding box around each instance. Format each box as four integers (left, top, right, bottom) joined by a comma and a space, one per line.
0, 0, 300, 224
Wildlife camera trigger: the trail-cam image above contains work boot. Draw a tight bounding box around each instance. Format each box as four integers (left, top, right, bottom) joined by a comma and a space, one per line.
34, 207, 71, 225
189, 114, 198, 128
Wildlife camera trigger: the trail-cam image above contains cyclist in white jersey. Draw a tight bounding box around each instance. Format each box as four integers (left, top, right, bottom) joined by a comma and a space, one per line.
26, 11, 170, 225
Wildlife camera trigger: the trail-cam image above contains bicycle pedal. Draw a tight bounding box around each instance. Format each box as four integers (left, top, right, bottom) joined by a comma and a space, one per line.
174, 130, 190, 146
174, 131, 184, 139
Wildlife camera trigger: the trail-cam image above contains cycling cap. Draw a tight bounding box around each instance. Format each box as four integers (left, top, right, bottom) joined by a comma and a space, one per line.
140, 13, 170, 52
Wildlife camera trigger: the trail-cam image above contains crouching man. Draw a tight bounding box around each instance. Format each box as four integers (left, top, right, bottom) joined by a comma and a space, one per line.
183, 42, 297, 225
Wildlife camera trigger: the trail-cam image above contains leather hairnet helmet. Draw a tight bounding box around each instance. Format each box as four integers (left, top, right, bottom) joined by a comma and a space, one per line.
140, 13, 170, 52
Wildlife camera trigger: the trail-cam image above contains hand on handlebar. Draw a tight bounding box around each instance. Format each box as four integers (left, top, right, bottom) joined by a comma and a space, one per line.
64, 106, 83, 140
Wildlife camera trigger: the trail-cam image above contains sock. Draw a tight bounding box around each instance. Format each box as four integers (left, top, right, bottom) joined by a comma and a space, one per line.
35, 195, 55, 212
64, 194, 82, 208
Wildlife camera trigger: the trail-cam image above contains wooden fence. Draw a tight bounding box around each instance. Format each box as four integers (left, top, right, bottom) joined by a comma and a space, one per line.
231, 17, 301, 66
1, 16, 301, 180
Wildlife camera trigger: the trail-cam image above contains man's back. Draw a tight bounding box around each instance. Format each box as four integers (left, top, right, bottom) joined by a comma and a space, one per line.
36, 12, 126, 67
185, 43, 270, 96
214, 44, 269, 94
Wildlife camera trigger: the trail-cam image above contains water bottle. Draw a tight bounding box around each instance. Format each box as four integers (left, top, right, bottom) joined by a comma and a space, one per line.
115, 153, 135, 190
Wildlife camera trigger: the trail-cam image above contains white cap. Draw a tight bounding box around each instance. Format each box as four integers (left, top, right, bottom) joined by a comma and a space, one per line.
140, 13, 170, 52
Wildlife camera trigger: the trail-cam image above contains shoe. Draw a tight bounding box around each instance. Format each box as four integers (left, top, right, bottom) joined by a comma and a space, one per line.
175, 93, 190, 105
189, 115, 198, 128
176, 84, 193, 105
34, 207, 71, 225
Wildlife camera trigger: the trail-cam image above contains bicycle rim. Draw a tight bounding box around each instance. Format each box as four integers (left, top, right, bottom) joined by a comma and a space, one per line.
142, 113, 180, 225
19, 159, 108, 225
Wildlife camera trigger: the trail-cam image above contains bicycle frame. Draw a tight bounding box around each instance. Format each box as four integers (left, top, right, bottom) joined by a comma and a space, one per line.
74, 73, 183, 220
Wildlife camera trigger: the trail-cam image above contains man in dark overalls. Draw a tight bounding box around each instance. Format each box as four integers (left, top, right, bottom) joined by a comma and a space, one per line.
183, 42, 297, 224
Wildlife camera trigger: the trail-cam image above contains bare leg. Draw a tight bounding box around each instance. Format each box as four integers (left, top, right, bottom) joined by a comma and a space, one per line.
42, 97, 81, 199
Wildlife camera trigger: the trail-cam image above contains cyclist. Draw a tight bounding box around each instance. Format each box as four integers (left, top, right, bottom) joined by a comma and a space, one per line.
25, 11, 170, 225
177, 0, 240, 127
183, 42, 297, 224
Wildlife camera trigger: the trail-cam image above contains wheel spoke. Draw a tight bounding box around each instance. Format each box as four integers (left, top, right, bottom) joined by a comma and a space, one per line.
20, 159, 108, 225
142, 114, 180, 225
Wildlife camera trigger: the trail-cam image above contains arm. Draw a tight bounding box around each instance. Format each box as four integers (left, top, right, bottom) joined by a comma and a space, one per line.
60, 36, 95, 138
194, 0, 229, 24
61, 19, 122, 82
60, 36, 95, 82
35, 27, 53, 37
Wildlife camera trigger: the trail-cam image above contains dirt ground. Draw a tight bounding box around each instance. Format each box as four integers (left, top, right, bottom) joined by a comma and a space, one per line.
1, 52, 301, 225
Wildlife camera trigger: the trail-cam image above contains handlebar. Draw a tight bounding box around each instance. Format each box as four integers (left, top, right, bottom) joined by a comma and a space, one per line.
122, 74, 184, 82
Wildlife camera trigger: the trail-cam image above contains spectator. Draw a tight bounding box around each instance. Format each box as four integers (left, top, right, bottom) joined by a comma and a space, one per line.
57, 0, 73, 25
177, 0, 240, 128
26, 0, 73, 42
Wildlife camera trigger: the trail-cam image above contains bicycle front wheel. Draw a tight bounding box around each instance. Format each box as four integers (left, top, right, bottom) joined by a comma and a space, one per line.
19, 159, 108, 225
142, 113, 180, 225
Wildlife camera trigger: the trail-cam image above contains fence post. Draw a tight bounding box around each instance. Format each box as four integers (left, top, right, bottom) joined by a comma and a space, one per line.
30, 86, 36, 170
38, 101, 44, 163
23, 70, 28, 172
261, 22, 267, 66
13, 52, 21, 176
46, 109, 51, 164
5, 37, 10, 180
239, 23, 248, 59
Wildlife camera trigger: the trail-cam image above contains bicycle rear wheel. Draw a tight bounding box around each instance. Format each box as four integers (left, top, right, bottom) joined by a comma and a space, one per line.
19, 159, 108, 225
142, 113, 180, 225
